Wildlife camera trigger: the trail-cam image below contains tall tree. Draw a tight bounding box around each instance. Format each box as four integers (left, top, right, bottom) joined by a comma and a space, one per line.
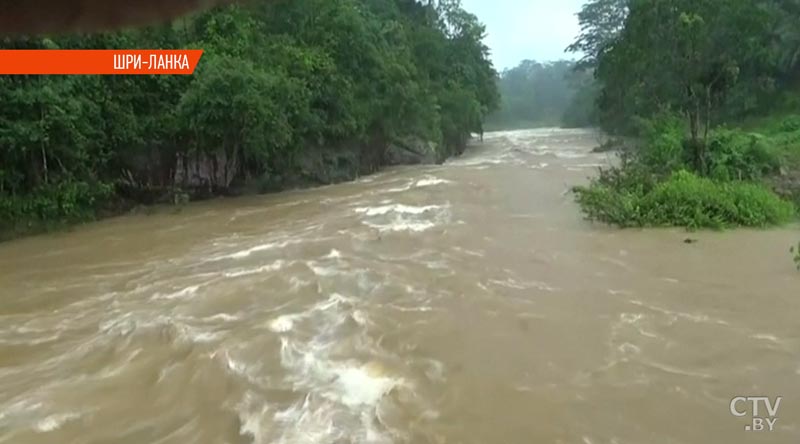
567, 0, 629, 69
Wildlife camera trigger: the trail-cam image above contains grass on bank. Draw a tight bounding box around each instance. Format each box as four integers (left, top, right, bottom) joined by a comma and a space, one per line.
574, 113, 800, 229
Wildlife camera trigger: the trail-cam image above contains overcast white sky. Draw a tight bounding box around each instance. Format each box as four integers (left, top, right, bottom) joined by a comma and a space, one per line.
460, 0, 585, 71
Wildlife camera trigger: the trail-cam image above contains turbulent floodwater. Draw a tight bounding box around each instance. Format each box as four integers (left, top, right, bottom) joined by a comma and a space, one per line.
1, 128, 798, 444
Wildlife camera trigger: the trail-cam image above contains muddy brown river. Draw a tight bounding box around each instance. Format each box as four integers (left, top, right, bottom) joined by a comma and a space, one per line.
0, 129, 798, 444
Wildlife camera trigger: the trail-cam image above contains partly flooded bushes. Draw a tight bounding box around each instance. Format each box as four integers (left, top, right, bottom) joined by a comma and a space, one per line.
575, 170, 795, 229
574, 114, 798, 229
0, 181, 112, 240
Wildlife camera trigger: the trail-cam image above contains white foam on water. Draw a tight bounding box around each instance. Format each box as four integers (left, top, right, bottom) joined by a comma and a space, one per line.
385, 183, 414, 193
423, 358, 446, 382
203, 313, 240, 322
225, 242, 281, 259
629, 300, 730, 326
258, 291, 412, 444
223, 260, 287, 278
447, 156, 505, 167
267, 293, 355, 334
269, 315, 300, 333
151, 285, 200, 301
643, 361, 713, 379
553, 151, 588, 159
415, 177, 451, 187
354, 204, 444, 217
0, 400, 44, 427
355, 203, 450, 233
332, 364, 398, 407
276, 339, 403, 443
452, 246, 485, 257
385, 176, 451, 193
98, 313, 222, 347
225, 353, 251, 376
488, 278, 527, 290
488, 278, 559, 292
213, 239, 301, 261
325, 249, 342, 259
235, 392, 272, 444
309, 263, 342, 277
179, 327, 221, 344
364, 220, 437, 233
386, 303, 433, 313
351, 310, 369, 326
34, 413, 81, 432
618, 342, 641, 355
270, 396, 343, 444
288, 276, 312, 292
750, 333, 782, 344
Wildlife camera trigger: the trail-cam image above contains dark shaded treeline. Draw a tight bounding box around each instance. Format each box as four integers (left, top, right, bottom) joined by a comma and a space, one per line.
0, 0, 499, 237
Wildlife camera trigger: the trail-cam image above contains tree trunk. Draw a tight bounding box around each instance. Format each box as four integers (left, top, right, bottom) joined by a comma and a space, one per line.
703, 86, 712, 145
40, 145, 48, 184
40, 104, 48, 184
687, 91, 706, 176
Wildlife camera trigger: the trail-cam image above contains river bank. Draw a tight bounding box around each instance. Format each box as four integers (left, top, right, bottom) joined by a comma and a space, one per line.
0, 136, 459, 243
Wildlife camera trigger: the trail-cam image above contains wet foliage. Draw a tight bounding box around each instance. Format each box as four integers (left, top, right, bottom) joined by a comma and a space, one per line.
0, 0, 499, 237
570, 0, 800, 229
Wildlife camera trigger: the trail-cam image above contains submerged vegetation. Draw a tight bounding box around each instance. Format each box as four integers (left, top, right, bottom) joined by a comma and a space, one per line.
575, 169, 795, 229
570, 0, 800, 229
0, 0, 499, 239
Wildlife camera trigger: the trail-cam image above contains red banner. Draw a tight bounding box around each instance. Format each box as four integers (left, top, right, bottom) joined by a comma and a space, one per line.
0, 50, 204, 75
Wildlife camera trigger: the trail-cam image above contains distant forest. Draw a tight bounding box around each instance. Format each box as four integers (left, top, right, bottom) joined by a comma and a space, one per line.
485, 60, 597, 130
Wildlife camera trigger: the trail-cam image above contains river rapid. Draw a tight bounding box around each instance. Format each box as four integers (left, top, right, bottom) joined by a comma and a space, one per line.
0, 128, 798, 444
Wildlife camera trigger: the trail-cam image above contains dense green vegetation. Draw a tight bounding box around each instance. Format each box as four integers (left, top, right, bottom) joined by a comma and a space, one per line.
0, 0, 499, 239
485, 60, 596, 130
570, 0, 800, 229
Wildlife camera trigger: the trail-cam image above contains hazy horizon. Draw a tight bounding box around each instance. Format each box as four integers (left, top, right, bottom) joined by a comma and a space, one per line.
461, 0, 585, 71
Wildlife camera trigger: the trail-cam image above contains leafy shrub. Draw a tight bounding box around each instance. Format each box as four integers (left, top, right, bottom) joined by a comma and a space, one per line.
574, 170, 795, 229
0, 181, 111, 225
779, 115, 800, 132
636, 113, 689, 174
573, 182, 646, 228
706, 129, 782, 181
641, 129, 688, 174
644, 171, 794, 228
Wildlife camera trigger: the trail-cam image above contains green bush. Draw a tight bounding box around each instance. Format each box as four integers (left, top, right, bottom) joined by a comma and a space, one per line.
0, 181, 111, 225
779, 115, 800, 133
706, 129, 782, 181
635, 113, 689, 174
573, 182, 645, 227
641, 129, 687, 174
574, 170, 795, 229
